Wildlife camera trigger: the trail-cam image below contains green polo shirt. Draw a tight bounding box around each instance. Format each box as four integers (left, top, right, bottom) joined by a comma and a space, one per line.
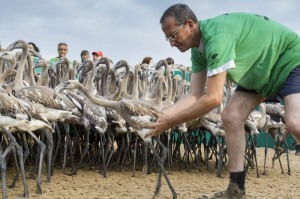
191, 12, 300, 97
50, 57, 73, 67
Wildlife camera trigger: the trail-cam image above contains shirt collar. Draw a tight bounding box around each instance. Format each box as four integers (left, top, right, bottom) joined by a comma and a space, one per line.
197, 38, 203, 53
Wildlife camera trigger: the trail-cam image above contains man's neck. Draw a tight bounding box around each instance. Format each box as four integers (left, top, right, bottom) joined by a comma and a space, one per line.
193, 22, 201, 48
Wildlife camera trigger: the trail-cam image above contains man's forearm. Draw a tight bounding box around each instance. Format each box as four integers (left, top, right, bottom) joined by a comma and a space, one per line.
171, 94, 219, 126
162, 93, 199, 118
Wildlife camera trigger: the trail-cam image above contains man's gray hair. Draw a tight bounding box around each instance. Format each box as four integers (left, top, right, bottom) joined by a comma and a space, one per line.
160, 3, 198, 25
58, 42, 68, 50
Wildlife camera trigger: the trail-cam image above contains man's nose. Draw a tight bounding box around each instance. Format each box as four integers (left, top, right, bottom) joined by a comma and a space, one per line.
170, 40, 176, 47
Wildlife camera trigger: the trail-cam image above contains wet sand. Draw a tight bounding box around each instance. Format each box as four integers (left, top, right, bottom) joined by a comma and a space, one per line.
3, 147, 299, 199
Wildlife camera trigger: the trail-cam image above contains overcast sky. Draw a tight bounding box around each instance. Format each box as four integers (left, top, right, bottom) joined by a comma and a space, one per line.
1, 0, 299, 67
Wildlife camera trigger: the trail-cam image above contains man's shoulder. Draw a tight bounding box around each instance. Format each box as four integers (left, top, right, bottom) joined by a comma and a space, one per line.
50, 57, 58, 62
200, 12, 254, 31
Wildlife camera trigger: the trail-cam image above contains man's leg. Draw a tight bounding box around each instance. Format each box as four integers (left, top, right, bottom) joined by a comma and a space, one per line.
283, 93, 300, 156
200, 91, 265, 199
222, 92, 266, 172
223, 91, 265, 189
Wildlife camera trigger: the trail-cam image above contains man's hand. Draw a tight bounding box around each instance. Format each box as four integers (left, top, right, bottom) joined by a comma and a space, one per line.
145, 109, 174, 138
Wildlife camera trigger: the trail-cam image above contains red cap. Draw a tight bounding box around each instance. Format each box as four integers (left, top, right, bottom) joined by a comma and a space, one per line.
92, 51, 103, 57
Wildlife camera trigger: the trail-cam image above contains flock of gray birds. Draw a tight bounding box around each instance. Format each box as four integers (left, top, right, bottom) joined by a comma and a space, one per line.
0, 40, 294, 199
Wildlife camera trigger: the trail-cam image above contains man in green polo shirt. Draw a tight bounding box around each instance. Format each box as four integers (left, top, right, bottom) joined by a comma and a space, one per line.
146, 3, 300, 198
50, 42, 72, 67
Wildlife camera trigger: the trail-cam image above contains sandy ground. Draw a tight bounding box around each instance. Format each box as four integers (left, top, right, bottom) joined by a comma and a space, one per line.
2, 147, 299, 199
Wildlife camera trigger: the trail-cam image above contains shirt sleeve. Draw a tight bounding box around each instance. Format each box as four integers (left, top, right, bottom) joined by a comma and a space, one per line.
191, 48, 207, 73
205, 32, 237, 71
207, 59, 236, 76
191, 32, 237, 74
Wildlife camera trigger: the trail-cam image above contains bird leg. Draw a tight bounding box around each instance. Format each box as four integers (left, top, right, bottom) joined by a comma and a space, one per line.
272, 134, 284, 174
132, 134, 138, 177
175, 131, 182, 171
115, 134, 125, 171
1, 127, 29, 197
43, 129, 53, 182
216, 136, 224, 178
120, 133, 128, 173
249, 134, 260, 178
191, 130, 201, 171
0, 150, 7, 199
99, 133, 107, 178
198, 129, 205, 164
27, 131, 46, 195
4, 135, 20, 189
63, 124, 77, 175
262, 131, 268, 175
71, 124, 83, 159
21, 133, 30, 164
149, 137, 177, 199
272, 130, 284, 174
52, 122, 61, 174
183, 132, 197, 172
205, 134, 212, 170
105, 130, 115, 172
78, 129, 90, 168
279, 128, 291, 175
142, 142, 149, 174
167, 130, 171, 173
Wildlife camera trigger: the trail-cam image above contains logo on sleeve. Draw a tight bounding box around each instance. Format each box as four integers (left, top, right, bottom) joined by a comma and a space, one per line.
211, 54, 218, 59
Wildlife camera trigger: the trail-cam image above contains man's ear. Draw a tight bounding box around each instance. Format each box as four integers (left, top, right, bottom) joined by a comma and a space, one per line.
186, 19, 195, 32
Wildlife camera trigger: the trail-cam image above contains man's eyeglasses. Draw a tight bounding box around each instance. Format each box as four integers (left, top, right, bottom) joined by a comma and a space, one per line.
165, 23, 185, 42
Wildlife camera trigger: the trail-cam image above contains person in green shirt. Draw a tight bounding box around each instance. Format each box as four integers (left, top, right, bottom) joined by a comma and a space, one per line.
146, 3, 300, 198
50, 42, 72, 67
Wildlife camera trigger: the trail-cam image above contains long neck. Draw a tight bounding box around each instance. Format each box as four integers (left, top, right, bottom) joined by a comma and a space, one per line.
71, 61, 78, 80
101, 67, 108, 96
182, 68, 188, 94
122, 65, 130, 97
102, 58, 110, 96
73, 82, 117, 110
0, 60, 3, 75
111, 79, 125, 101
155, 75, 165, 110
163, 64, 172, 103
61, 62, 70, 83
86, 62, 95, 94
127, 72, 135, 96
15, 46, 28, 92
172, 77, 179, 102
109, 71, 116, 94
165, 72, 172, 103
181, 68, 186, 83
37, 62, 49, 86
0, 59, 16, 85
179, 67, 187, 94
258, 103, 266, 129
0, 43, 2, 75
27, 54, 36, 86
98, 66, 105, 96
132, 65, 140, 100
55, 62, 61, 87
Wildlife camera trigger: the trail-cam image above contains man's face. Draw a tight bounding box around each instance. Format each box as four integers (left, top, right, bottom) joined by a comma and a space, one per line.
162, 16, 191, 52
93, 54, 101, 62
58, 44, 68, 57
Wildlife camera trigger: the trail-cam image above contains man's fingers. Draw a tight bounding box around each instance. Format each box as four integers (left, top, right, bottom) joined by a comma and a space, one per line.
146, 123, 154, 129
150, 109, 163, 117
145, 129, 156, 138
